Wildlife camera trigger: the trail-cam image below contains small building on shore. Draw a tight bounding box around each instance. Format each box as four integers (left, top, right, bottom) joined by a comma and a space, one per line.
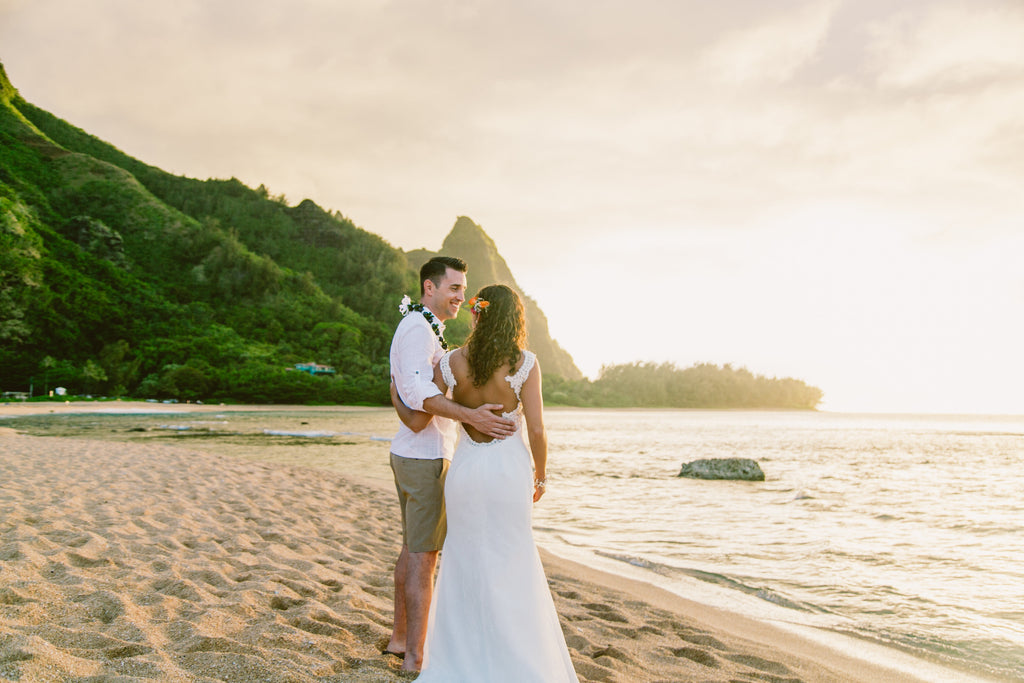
293, 363, 336, 376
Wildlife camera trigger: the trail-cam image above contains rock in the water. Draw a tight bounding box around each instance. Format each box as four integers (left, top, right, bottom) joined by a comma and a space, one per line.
678, 458, 765, 481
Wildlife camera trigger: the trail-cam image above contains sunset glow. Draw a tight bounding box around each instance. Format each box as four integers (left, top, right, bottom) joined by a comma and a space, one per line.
3, 0, 1022, 413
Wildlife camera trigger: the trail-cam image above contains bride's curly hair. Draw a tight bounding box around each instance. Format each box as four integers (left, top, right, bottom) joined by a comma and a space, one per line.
465, 284, 526, 388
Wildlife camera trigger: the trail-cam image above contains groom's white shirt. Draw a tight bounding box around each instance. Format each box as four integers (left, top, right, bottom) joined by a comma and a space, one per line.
389, 312, 456, 461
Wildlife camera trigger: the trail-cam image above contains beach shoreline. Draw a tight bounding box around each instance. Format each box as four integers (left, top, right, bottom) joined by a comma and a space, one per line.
0, 401, 992, 681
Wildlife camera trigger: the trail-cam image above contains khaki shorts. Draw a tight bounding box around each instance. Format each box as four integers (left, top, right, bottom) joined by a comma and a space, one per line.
390, 453, 448, 553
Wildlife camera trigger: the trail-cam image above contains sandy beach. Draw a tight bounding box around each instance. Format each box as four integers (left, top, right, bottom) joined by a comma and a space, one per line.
0, 402, 962, 682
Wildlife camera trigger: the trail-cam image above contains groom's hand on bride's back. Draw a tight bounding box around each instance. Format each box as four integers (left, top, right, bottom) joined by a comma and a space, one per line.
468, 404, 516, 438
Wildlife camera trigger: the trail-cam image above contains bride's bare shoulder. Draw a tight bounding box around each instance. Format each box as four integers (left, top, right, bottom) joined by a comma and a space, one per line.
448, 347, 468, 367
447, 349, 473, 383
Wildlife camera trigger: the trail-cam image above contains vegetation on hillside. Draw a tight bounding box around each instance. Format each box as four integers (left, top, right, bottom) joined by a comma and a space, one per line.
1, 64, 397, 404
0, 63, 822, 410
545, 362, 823, 410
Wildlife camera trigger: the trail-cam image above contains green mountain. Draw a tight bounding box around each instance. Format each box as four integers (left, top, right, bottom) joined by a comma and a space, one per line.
1, 63, 822, 409
405, 216, 582, 381
0, 62, 577, 403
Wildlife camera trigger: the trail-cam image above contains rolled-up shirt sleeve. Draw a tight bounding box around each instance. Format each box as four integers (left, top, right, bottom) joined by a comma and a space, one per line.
392, 322, 442, 412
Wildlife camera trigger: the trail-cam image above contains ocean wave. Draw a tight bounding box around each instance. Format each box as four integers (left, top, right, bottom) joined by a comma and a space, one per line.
593, 550, 821, 613
594, 550, 674, 575
262, 429, 337, 438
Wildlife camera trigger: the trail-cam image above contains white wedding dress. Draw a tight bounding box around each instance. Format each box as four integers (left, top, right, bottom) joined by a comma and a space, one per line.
414, 351, 579, 683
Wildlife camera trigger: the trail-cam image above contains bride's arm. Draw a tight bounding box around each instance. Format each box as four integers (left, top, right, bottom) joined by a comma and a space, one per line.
520, 358, 547, 502
390, 377, 432, 432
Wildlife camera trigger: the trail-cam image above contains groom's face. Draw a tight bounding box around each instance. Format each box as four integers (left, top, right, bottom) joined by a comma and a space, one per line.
424, 267, 467, 321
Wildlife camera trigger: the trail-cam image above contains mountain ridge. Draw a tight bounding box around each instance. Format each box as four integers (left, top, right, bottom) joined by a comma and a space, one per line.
0, 62, 581, 401
406, 216, 582, 380
1, 62, 822, 409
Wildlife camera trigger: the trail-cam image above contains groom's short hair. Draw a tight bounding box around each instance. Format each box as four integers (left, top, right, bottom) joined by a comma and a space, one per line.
420, 256, 467, 295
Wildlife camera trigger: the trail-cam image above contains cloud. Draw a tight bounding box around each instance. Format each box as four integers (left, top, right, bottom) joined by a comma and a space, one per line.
866, 2, 1024, 88
697, 1, 837, 84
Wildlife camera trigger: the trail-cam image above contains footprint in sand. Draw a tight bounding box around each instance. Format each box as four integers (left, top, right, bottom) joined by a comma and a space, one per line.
40, 561, 82, 585
670, 645, 721, 668
582, 601, 630, 623
591, 644, 641, 667
269, 594, 307, 611
66, 551, 110, 568
0, 588, 32, 605
73, 590, 125, 624
724, 652, 800, 681
152, 578, 204, 602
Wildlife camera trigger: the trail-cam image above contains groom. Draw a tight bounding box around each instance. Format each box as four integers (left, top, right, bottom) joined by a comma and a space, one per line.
386, 255, 515, 672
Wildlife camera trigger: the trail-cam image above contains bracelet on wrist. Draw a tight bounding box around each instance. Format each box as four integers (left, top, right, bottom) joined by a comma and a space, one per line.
534, 478, 546, 488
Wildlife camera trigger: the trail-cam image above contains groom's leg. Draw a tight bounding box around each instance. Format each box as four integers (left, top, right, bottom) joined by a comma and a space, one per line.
389, 454, 447, 671
387, 545, 409, 654
388, 453, 412, 655
402, 549, 439, 671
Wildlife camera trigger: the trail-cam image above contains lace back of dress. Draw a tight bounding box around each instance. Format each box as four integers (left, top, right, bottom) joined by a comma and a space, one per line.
505, 351, 536, 403
442, 349, 535, 410
440, 352, 457, 393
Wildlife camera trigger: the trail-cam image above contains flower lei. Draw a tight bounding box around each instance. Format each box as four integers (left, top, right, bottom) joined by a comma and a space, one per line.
467, 296, 490, 315
399, 295, 448, 350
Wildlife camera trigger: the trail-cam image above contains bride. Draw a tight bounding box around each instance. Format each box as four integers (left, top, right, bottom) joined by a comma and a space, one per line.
394, 283, 579, 683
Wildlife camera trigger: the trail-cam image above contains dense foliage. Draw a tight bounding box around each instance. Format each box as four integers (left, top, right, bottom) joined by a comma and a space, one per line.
544, 362, 823, 410
0, 63, 822, 409
1, 65, 398, 404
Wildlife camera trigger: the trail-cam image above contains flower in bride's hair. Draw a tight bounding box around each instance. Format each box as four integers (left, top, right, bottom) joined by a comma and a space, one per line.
398, 294, 412, 316
468, 297, 490, 315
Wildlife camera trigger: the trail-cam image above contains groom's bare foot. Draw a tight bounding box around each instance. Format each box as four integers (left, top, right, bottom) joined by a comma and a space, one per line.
378, 636, 405, 658
383, 644, 405, 658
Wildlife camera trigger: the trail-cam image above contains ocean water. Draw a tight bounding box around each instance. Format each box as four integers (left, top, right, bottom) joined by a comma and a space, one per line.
5, 406, 1022, 680
532, 409, 1024, 682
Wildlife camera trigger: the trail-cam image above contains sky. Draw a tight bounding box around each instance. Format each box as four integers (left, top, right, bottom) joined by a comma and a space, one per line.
2, 0, 1023, 414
